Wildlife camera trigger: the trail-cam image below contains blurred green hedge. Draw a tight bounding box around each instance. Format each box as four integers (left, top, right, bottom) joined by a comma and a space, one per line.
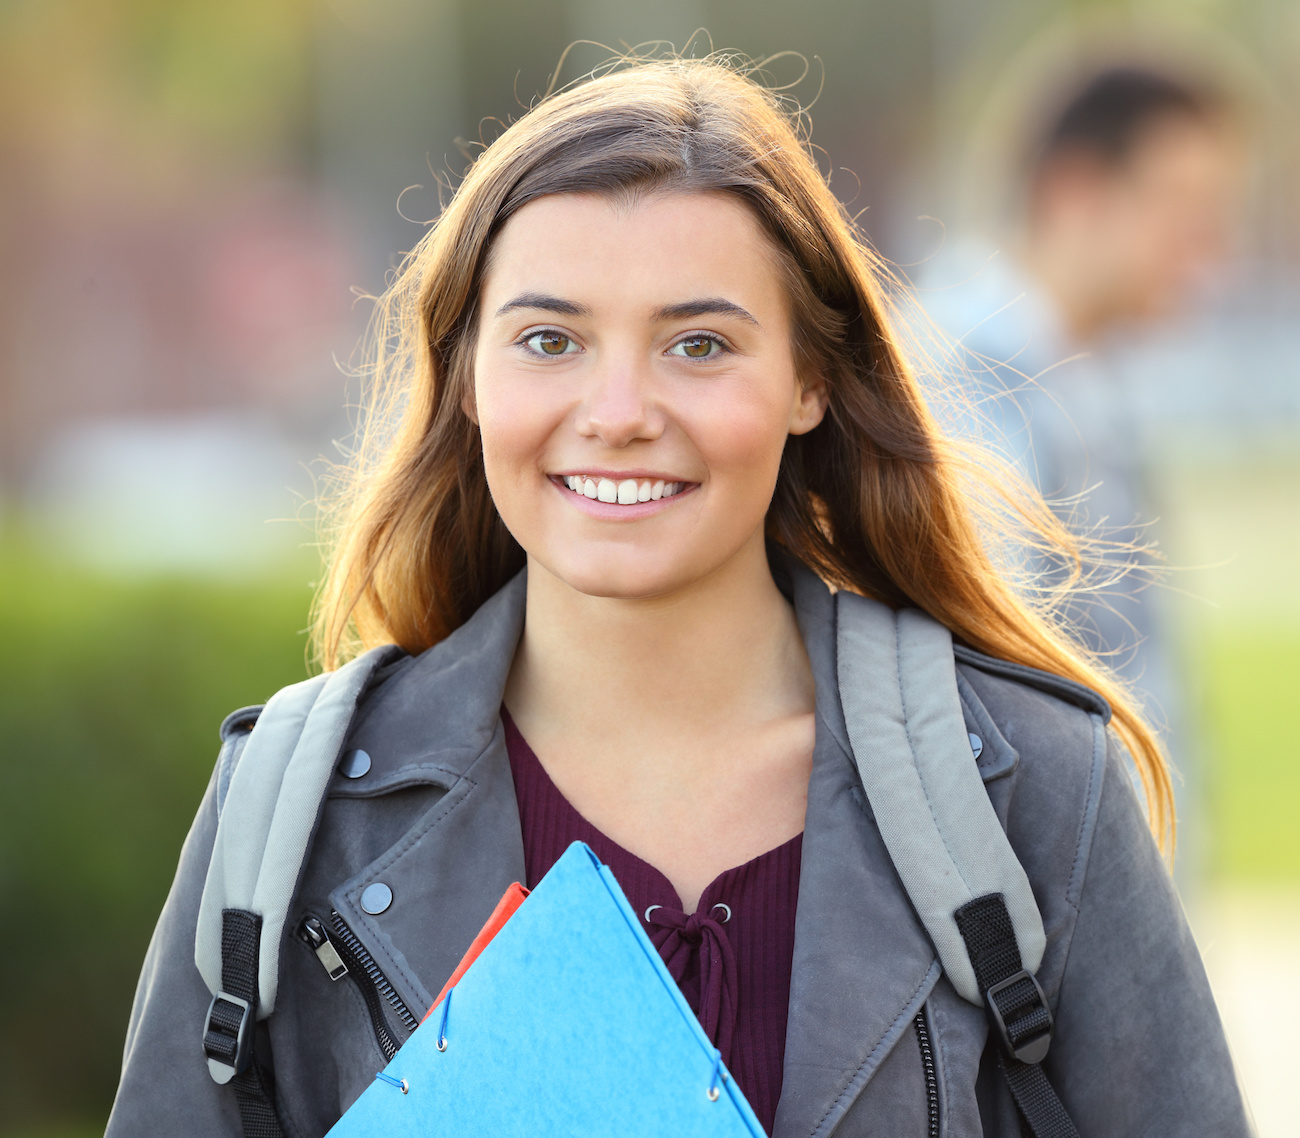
1201, 627, 1300, 881
0, 536, 313, 1135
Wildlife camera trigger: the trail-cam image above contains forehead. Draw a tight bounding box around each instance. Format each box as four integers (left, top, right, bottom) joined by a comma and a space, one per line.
1124, 114, 1239, 178
480, 192, 789, 316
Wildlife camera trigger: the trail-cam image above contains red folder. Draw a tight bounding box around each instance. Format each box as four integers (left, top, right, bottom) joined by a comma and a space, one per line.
422, 882, 530, 1021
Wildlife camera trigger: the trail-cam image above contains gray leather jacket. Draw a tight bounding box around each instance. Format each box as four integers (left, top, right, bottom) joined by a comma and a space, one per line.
107, 562, 1250, 1137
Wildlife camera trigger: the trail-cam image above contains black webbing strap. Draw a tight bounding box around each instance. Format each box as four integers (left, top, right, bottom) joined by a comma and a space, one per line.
954, 893, 1080, 1138
206, 909, 287, 1138
998, 1059, 1081, 1138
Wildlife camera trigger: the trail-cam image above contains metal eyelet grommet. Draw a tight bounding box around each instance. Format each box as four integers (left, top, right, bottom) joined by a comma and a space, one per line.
706, 1048, 726, 1101
711, 903, 732, 923
644, 905, 661, 922
436, 986, 453, 1052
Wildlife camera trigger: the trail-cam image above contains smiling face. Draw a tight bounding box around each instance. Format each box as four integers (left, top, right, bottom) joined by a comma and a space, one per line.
470, 191, 827, 601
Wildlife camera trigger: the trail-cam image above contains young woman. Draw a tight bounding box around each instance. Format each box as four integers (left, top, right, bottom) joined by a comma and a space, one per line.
107, 57, 1248, 1137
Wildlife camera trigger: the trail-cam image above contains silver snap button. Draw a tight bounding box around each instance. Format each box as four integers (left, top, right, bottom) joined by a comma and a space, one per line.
969, 733, 983, 760
339, 749, 372, 778
360, 882, 393, 915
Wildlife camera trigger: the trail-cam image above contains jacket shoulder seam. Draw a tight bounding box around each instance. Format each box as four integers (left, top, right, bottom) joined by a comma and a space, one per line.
1066, 713, 1110, 911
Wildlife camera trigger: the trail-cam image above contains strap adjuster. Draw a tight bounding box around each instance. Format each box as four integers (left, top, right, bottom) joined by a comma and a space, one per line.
985, 969, 1054, 1064
203, 991, 253, 1084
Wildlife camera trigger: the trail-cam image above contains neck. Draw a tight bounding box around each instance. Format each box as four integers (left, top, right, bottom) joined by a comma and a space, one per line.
505, 534, 814, 752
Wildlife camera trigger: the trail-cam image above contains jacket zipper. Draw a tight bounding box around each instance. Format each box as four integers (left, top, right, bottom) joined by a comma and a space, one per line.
298, 913, 419, 1061
914, 1009, 939, 1138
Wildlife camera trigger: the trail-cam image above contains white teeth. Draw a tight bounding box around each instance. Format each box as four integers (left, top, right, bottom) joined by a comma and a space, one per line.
563, 475, 687, 504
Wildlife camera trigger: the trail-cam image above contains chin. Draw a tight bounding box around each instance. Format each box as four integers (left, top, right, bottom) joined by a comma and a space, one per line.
537, 544, 725, 602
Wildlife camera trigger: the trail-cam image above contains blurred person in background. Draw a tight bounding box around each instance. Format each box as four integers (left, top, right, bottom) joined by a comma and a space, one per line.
921, 64, 1245, 874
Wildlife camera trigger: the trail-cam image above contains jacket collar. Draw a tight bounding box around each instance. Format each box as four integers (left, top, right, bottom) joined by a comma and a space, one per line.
340, 569, 529, 791
326, 561, 1000, 1135
771, 563, 941, 1138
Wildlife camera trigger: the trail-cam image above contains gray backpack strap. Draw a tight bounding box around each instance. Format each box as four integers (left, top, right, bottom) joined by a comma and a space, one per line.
838, 592, 1082, 1138
195, 644, 400, 1021
835, 591, 1046, 1002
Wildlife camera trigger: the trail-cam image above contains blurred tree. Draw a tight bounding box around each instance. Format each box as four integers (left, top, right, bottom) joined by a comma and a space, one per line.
0, 537, 313, 1134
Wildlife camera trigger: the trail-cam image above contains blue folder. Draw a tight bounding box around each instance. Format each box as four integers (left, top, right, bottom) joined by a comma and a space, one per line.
327, 841, 765, 1136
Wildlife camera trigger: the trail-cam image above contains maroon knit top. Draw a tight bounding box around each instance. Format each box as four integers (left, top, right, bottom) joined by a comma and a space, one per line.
503, 710, 801, 1135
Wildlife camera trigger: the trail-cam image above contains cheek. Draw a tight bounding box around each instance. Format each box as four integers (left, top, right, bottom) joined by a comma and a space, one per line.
682, 376, 796, 488
1131, 217, 1198, 297
1106, 205, 1170, 293
474, 366, 564, 488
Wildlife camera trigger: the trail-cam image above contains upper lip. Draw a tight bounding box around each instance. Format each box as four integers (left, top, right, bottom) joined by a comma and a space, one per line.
552, 469, 693, 482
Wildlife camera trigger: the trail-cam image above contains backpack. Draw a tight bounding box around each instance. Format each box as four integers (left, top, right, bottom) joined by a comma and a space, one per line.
195, 592, 1091, 1138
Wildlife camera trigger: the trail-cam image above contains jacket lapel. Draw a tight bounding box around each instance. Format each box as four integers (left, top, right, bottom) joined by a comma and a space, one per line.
328, 572, 530, 1018
773, 565, 941, 1138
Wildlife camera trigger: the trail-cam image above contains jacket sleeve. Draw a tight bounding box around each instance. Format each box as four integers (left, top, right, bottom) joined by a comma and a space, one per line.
105, 764, 246, 1138
1044, 734, 1252, 1136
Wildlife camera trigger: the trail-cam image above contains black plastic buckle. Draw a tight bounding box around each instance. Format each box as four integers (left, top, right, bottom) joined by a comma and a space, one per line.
985, 969, 1054, 1064
203, 991, 252, 1084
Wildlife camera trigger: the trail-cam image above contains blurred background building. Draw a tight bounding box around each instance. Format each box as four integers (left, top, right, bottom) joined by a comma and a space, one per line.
0, 1, 1296, 1135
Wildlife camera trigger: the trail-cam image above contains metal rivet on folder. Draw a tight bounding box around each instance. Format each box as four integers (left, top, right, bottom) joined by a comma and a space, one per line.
361, 882, 393, 915
339, 749, 372, 778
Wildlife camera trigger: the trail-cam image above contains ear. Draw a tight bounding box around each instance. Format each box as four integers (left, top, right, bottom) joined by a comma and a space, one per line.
788, 372, 829, 436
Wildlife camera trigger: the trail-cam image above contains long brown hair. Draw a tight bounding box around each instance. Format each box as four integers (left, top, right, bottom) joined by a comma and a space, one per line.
312, 54, 1173, 849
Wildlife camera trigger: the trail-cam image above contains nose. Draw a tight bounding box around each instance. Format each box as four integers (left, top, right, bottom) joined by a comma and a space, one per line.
574, 352, 663, 448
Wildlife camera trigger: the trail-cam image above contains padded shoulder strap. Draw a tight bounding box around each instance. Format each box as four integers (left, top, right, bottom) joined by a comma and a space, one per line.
835, 592, 1045, 1003
195, 645, 401, 1017
215, 707, 263, 817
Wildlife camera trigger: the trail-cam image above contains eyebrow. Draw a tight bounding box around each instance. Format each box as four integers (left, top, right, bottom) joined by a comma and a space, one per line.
652, 298, 760, 326
494, 292, 592, 318
493, 292, 760, 327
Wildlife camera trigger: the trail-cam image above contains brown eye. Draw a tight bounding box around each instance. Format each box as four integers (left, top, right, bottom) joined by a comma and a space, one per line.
673, 335, 719, 359
536, 331, 571, 355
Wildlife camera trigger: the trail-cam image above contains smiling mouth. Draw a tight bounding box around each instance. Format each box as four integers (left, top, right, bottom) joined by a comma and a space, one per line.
560, 475, 687, 505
